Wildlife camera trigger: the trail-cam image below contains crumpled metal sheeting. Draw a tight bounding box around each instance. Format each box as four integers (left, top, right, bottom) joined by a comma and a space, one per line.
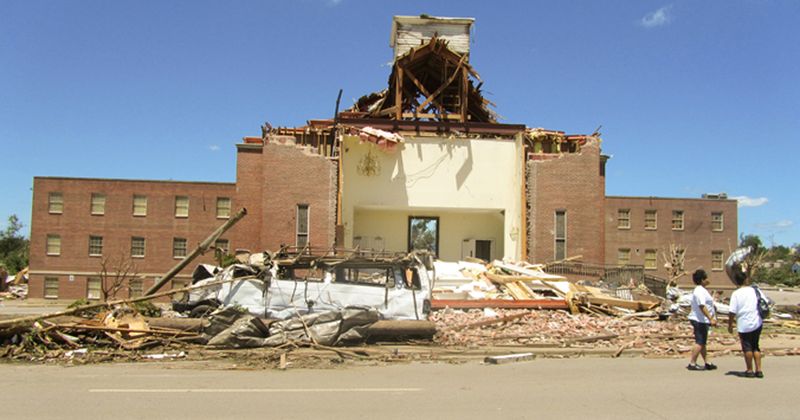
431, 308, 733, 355
266, 306, 380, 347
204, 306, 380, 348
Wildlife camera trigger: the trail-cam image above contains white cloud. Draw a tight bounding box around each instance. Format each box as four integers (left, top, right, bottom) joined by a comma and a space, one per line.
754, 220, 794, 232
731, 196, 768, 208
209, 145, 220, 151
639, 5, 673, 28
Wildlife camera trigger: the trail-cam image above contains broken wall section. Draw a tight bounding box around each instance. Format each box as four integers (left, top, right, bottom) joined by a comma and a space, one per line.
526, 137, 604, 265
234, 136, 338, 252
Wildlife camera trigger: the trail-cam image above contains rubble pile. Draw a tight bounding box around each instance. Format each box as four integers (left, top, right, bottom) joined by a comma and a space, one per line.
433, 308, 732, 356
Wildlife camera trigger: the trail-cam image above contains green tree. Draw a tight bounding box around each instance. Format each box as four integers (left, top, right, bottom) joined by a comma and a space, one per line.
739, 233, 763, 251
0, 215, 29, 273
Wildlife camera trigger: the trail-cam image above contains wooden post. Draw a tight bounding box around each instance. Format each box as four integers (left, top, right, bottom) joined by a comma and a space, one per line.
144, 208, 247, 296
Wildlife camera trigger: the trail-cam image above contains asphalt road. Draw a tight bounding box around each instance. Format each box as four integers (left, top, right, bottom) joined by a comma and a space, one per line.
1, 355, 797, 420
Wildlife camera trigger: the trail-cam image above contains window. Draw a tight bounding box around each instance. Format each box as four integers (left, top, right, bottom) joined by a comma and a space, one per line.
91, 193, 106, 215
712, 251, 724, 271
48, 192, 63, 214
617, 248, 631, 266
89, 235, 103, 256
129, 279, 143, 298
173, 237, 188, 258
555, 210, 567, 260
644, 249, 657, 270
337, 266, 398, 288
214, 238, 229, 253
44, 277, 59, 299
175, 196, 189, 218
644, 210, 657, 230
46, 234, 61, 256
408, 216, 439, 255
617, 209, 631, 229
172, 278, 189, 290
672, 210, 684, 230
133, 195, 147, 216
131, 237, 145, 258
297, 204, 310, 247
87, 277, 102, 300
711, 212, 724, 232
216, 197, 231, 219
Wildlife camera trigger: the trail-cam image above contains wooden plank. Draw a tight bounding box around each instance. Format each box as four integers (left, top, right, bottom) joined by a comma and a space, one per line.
484, 353, 534, 364
418, 53, 468, 111
584, 295, 659, 312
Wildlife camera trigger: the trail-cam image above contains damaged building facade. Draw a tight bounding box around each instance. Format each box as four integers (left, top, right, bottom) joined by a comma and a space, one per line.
26, 15, 738, 300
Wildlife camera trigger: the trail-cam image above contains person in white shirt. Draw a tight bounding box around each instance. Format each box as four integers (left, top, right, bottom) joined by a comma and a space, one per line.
728, 275, 767, 378
687, 269, 717, 371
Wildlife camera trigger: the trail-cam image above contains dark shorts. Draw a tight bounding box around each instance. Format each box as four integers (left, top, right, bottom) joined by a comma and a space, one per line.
739, 326, 762, 352
690, 320, 710, 345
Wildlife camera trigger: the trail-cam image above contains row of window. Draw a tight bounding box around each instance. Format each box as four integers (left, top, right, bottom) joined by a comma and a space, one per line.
43, 276, 190, 300
617, 248, 725, 271
47, 192, 232, 219
616, 209, 724, 231
46, 234, 229, 259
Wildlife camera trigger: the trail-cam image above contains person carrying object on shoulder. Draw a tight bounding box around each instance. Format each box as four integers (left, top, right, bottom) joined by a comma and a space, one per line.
687, 269, 717, 371
727, 272, 768, 378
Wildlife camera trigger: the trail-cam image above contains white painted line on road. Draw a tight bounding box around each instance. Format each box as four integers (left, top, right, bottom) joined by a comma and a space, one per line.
90, 388, 422, 393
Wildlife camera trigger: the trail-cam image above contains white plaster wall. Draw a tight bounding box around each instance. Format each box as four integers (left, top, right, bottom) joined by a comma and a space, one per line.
341, 134, 523, 259
353, 208, 504, 261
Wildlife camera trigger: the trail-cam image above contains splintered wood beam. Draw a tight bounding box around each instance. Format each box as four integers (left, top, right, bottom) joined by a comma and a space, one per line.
395, 67, 403, 120
460, 67, 468, 122
404, 68, 432, 99
417, 53, 468, 112
402, 112, 463, 120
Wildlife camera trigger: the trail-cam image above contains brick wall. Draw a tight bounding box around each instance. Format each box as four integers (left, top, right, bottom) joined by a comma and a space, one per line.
604, 196, 738, 286
232, 143, 264, 252
233, 136, 338, 252
29, 177, 237, 301
527, 138, 604, 265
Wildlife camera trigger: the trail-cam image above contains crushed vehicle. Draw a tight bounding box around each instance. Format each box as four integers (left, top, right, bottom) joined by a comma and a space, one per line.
173, 248, 434, 321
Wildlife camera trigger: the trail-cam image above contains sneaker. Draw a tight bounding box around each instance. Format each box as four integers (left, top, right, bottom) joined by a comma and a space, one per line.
744, 371, 755, 378
686, 364, 704, 371
704, 363, 718, 371
754, 371, 764, 378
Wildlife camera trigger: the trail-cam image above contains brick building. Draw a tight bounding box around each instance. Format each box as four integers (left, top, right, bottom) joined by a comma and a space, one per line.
29, 177, 236, 301
26, 15, 738, 300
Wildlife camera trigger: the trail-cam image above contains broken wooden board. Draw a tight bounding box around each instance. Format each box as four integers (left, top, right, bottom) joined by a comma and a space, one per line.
484, 352, 535, 364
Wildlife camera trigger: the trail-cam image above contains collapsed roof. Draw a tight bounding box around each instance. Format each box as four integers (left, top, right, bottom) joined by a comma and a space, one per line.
346, 37, 497, 123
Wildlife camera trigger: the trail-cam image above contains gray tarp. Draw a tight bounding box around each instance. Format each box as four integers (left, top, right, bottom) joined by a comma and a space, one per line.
204, 306, 380, 348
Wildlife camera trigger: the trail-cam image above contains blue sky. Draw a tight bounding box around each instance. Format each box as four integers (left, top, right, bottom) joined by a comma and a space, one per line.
2, 0, 798, 246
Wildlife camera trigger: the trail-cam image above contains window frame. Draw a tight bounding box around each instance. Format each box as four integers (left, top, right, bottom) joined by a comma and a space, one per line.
174, 196, 189, 218
44, 277, 59, 299
173, 237, 188, 259
296, 204, 310, 247
617, 248, 631, 266
671, 210, 685, 231
48, 192, 63, 214
554, 210, 567, 261
712, 250, 724, 271
46, 234, 61, 256
407, 216, 440, 256
711, 212, 724, 232
216, 197, 232, 219
87, 276, 102, 300
90, 193, 106, 216
133, 195, 147, 217
131, 236, 146, 258
617, 208, 631, 230
129, 279, 144, 298
644, 249, 657, 270
644, 210, 657, 230
88, 235, 103, 257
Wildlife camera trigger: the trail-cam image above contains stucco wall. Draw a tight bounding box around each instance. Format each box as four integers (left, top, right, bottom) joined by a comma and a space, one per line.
341, 134, 523, 259
353, 208, 504, 261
